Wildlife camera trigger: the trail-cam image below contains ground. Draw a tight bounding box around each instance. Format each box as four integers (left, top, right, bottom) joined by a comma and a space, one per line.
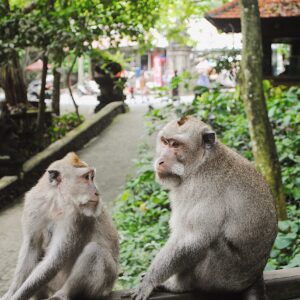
0, 97, 155, 297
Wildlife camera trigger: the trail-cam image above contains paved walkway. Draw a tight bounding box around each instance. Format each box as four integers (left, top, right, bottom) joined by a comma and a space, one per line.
0, 103, 155, 296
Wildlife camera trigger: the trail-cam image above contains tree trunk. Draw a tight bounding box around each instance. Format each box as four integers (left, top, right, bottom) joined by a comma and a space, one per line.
0, 54, 28, 106
0, 1, 28, 107
66, 55, 80, 120
52, 67, 61, 116
37, 53, 48, 136
240, 0, 287, 220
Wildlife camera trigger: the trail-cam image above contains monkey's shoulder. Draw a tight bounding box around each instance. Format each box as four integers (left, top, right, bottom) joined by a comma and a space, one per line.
217, 145, 273, 196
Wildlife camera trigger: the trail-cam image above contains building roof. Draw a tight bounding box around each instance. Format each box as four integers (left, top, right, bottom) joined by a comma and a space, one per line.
206, 0, 300, 19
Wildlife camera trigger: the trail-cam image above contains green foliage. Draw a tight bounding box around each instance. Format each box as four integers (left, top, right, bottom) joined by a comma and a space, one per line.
154, 0, 228, 46
114, 144, 170, 289
90, 49, 128, 70
48, 112, 84, 143
1, 0, 162, 67
266, 206, 300, 270
264, 83, 300, 203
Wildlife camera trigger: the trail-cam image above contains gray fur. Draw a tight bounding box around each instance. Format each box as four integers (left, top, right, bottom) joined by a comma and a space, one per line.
133, 116, 277, 300
1, 153, 119, 300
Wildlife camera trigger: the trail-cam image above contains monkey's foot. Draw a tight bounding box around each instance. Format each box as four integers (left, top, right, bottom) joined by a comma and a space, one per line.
131, 283, 154, 300
121, 289, 135, 298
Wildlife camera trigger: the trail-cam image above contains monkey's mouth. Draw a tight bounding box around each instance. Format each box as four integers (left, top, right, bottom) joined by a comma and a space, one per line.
79, 200, 99, 208
156, 169, 170, 178
156, 165, 172, 177
156, 170, 179, 180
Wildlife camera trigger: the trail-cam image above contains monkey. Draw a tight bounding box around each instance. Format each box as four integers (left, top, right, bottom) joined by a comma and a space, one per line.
1, 152, 119, 300
132, 116, 277, 300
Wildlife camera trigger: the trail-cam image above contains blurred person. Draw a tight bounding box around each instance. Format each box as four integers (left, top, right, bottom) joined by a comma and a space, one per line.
171, 70, 179, 101
140, 71, 149, 102
197, 69, 210, 88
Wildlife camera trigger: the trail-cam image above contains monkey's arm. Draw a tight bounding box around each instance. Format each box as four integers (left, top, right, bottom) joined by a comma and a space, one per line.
133, 235, 207, 300
1, 235, 43, 300
10, 223, 76, 300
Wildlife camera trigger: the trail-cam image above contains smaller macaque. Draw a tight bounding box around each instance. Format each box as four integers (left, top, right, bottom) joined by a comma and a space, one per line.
132, 116, 277, 300
1, 153, 119, 300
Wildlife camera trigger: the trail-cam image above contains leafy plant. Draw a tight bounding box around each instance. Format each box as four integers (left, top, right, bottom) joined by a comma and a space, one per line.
48, 112, 84, 143
113, 144, 170, 289
266, 206, 300, 270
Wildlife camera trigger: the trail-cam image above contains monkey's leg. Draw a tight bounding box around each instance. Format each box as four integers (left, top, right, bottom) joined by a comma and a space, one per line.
241, 277, 269, 300
160, 272, 193, 293
32, 288, 50, 300
1, 236, 42, 300
9, 224, 76, 300
50, 242, 116, 300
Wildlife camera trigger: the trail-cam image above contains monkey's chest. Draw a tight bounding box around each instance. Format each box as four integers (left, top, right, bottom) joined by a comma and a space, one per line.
169, 198, 221, 233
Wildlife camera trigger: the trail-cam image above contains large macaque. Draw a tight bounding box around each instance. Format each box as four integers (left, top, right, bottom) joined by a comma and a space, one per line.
132, 116, 277, 300
1, 153, 119, 300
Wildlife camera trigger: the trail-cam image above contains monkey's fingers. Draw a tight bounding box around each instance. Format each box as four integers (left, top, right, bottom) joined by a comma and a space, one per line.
131, 285, 153, 300
140, 273, 146, 281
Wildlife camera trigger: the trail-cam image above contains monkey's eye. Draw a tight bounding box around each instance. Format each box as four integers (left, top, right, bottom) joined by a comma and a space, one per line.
83, 173, 90, 181
170, 140, 180, 148
161, 137, 168, 145
91, 174, 95, 181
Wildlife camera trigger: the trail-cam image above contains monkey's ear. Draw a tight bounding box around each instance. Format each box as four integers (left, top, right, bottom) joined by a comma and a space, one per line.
203, 131, 216, 148
48, 170, 61, 185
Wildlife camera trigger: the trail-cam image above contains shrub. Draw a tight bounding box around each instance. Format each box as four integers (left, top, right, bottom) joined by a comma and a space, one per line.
48, 112, 84, 143
114, 144, 170, 289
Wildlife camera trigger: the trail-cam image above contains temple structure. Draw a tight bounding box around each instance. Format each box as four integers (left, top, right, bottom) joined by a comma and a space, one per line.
205, 0, 300, 85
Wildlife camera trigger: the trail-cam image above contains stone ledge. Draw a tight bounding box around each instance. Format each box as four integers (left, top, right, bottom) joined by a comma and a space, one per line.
0, 176, 18, 190
0, 102, 125, 210
107, 268, 300, 300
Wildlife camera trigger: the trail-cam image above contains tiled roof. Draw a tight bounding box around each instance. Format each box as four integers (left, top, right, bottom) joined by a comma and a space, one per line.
206, 0, 300, 19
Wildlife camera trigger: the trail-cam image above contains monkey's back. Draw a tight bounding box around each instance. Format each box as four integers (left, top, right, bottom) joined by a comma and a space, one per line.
210, 143, 276, 291
170, 142, 277, 292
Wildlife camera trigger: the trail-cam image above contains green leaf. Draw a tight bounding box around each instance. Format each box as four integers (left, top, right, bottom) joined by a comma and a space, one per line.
274, 235, 295, 250
285, 254, 300, 268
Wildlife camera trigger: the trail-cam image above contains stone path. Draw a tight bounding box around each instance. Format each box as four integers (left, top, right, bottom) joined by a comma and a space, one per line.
0, 103, 154, 296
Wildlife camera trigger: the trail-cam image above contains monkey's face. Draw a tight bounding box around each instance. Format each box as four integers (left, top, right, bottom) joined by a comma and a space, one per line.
47, 153, 102, 217
154, 116, 216, 187
70, 167, 102, 217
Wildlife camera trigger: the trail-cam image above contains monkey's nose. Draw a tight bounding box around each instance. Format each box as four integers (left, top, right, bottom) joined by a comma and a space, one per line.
158, 161, 164, 165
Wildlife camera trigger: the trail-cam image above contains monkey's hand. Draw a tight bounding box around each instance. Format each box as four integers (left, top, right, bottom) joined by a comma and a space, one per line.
131, 280, 154, 300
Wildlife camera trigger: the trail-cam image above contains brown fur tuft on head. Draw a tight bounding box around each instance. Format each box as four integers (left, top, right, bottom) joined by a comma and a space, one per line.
177, 116, 190, 126
65, 152, 88, 168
